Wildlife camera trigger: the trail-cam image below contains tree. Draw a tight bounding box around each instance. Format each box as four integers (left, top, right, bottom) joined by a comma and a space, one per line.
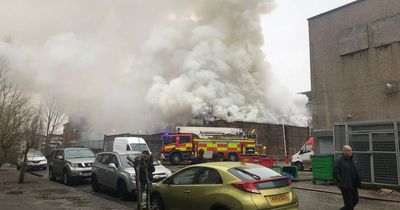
18, 106, 44, 183
0, 58, 31, 168
42, 96, 67, 154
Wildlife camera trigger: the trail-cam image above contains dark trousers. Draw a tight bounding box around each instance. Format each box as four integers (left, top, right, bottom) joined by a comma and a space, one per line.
340, 187, 359, 210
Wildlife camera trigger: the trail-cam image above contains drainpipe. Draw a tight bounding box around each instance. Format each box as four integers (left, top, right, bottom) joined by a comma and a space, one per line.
282, 123, 288, 164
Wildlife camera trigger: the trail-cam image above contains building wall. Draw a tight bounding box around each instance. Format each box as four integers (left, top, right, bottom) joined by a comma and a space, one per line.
309, 0, 400, 130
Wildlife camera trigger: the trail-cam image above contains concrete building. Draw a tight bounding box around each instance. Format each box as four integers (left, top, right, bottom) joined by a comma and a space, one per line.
309, 0, 400, 130
308, 0, 400, 187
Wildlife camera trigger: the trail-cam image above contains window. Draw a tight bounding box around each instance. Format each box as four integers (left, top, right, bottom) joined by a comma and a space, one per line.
197, 168, 222, 184
171, 168, 201, 185
179, 136, 191, 143
99, 154, 113, 165
162, 136, 177, 145
111, 155, 119, 167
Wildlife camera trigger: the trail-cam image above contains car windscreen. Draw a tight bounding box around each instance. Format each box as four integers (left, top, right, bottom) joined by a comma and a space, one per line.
130, 143, 149, 152
228, 164, 281, 181
65, 149, 95, 159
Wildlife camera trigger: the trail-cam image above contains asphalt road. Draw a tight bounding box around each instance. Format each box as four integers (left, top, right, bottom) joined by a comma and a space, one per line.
30, 164, 399, 210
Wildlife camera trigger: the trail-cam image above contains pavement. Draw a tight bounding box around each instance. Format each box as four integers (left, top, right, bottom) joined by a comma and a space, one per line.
0, 168, 131, 210
0, 167, 399, 210
292, 171, 400, 203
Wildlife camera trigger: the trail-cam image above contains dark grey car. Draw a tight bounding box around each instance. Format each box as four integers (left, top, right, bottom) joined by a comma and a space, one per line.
48, 147, 95, 185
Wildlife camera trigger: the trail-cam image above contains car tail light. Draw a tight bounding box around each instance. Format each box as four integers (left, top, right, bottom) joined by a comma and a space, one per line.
232, 181, 260, 194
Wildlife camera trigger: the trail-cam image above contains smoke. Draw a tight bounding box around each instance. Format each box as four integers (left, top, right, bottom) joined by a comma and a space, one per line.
0, 0, 308, 138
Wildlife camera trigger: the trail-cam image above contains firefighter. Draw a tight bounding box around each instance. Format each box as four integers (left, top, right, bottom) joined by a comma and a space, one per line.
191, 149, 207, 164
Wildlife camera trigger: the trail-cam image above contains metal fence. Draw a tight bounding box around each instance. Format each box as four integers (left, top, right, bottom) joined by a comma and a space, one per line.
334, 120, 400, 187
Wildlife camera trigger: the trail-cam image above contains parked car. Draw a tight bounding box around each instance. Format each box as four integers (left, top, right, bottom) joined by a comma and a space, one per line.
91, 151, 172, 200
150, 162, 299, 210
48, 147, 95, 185
17, 149, 47, 171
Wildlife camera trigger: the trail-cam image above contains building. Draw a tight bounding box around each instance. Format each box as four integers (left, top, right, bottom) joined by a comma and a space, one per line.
308, 0, 400, 187
309, 0, 400, 129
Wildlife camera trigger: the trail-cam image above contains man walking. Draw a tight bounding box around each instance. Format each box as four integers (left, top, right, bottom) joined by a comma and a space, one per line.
333, 145, 362, 210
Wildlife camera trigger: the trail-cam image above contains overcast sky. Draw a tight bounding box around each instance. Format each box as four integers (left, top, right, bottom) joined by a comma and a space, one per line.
261, 0, 355, 94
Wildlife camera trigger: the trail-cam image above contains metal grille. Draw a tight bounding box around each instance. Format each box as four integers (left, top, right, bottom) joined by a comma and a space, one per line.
372, 133, 395, 151
373, 153, 398, 185
334, 125, 346, 151
349, 134, 369, 151
353, 153, 371, 182
349, 123, 393, 131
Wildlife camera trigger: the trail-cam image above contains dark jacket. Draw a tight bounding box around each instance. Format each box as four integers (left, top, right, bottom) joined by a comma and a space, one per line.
139, 155, 155, 182
333, 155, 362, 189
191, 156, 207, 165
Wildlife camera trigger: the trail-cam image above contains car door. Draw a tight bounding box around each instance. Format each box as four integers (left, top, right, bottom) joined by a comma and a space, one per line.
187, 168, 224, 210
96, 154, 111, 187
163, 167, 201, 210
101, 154, 118, 188
105, 154, 119, 188
53, 150, 64, 176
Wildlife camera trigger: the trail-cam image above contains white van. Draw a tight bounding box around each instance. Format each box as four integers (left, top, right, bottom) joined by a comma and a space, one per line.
291, 137, 314, 171
111, 137, 151, 154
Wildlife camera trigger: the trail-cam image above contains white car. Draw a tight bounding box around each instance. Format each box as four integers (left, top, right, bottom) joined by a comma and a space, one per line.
17, 149, 48, 171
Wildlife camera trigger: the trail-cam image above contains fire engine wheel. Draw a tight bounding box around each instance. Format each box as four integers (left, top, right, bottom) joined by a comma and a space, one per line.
170, 153, 182, 165
227, 153, 238, 161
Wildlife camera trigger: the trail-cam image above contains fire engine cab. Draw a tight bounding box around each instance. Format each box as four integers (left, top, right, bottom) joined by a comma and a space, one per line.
160, 127, 257, 164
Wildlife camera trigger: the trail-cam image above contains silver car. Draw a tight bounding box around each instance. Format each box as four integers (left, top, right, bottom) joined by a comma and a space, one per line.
91, 151, 172, 200
48, 147, 95, 185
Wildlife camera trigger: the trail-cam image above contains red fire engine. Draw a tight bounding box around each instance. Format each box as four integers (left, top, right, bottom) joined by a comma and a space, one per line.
160, 128, 257, 164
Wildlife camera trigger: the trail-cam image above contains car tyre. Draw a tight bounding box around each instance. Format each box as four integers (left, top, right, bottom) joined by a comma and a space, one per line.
91, 175, 101, 192
211, 205, 230, 210
170, 153, 181, 165
63, 170, 72, 186
227, 153, 238, 161
49, 168, 56, 181
295, 162, 304, 171
117, 180, 129, 201
150, 194, 164, 210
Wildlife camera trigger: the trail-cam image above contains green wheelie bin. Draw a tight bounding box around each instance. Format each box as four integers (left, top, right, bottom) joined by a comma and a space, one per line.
311, 155, 334, 185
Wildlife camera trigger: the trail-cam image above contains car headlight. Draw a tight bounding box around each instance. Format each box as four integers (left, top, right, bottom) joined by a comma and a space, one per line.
68, 162, 78, 168
130, 173, 136, 182
166, 170, 172, 177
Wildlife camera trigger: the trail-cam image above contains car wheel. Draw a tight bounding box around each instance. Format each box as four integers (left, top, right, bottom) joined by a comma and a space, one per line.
170, 153, 181, 165
117, 180, 129, 201
227, 153, 238, 161
49, 168, 56, 181
211, 205, 230, 210
91, 175, 101, 192
63, 170, 72, 186
295, 162, 304, 171
150, 194, 164, 210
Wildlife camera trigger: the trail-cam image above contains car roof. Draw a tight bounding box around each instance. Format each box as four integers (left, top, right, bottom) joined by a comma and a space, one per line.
190, 161, 258, 170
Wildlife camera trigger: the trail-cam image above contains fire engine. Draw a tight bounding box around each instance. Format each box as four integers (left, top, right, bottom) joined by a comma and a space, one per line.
160, 127, 257, 164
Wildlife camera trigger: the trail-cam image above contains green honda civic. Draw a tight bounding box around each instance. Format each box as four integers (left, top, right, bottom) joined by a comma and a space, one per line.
150, 162, 299, 210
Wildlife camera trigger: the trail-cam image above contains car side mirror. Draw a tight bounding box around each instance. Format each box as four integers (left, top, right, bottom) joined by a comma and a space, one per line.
56, 155, 63, 160
108, 163, 117, 171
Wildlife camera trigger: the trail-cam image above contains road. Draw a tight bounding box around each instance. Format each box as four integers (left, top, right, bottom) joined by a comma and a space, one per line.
29, 164, 399, 210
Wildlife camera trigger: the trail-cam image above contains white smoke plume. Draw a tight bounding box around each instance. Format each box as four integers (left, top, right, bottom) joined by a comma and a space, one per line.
0, 0, 308, 138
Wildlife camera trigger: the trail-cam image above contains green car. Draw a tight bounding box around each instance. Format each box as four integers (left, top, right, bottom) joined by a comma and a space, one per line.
150, 162, 299, 210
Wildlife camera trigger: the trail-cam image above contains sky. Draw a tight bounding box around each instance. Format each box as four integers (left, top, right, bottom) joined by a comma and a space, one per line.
0, 0, 356, 137
261, 0, 356, 93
